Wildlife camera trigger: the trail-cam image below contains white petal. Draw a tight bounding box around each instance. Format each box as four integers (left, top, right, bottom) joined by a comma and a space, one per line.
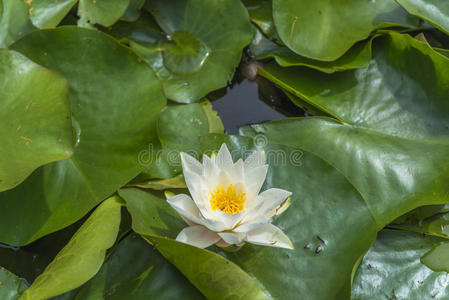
216, 143, 233, 171
227, 158, 244, 182
218, 232, 246, 245
244, 149, 266, 170
167, 194, 202, 224
199, 215, 227, 232
215, 210, 245, 230
176, 225, 221, 249
257, 188, 292, 216
244, 165, 268, 203
242, 188, 291, 226
233, 220, 268, 233
181, 152, 203, 175
182, 168, 212, 218
202, 154, 217, 178
245, 223, 294, 249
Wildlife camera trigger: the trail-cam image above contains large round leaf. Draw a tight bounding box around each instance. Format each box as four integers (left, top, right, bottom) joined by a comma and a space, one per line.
0, 0, 34, 47
139, 100, 224, 180
139, 0, 252, 102
352, 230, 449, 300
0, 27, 165, 246
272, 0, 422, 60
395, 0, 449, 35
0, 49, 72, 192
28, 0, 77, 28
0, 267, 27, 300
78, 0, 130, 27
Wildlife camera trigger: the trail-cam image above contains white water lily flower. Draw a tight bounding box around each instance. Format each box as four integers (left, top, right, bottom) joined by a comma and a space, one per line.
167, 143, 293, 249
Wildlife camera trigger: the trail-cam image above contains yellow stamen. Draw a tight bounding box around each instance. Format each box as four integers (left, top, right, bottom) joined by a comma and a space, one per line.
209, 184, 246, 215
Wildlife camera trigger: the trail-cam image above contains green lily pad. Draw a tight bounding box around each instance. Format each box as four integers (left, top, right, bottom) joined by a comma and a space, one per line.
105, 10, 163, 45
135, 0, 253, 102
78, 0, 130, 27
272, 0, 422, 60
391, 210, 449, 239
28, 0, 77, 28
243, 0, 280, 41
396, 0, 449, 35
250, 28, 374, 73
147, 235, 269, 300
352, 230, 449, 300
0, 0, 34, 48
119, 188, 270, 300
421, 241, 449, 273
0, 27, 165, 246
121, 0, 145, 22
0, 267, 27, 300
20, 196, 123, 300
161, 31, 210, 75
70, 233, 204, 299
0, 49, 73, 192
118, 188, 186, 238
140, 100, 223, 180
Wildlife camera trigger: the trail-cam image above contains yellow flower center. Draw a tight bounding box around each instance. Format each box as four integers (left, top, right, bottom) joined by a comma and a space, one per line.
209, 184, 246, 215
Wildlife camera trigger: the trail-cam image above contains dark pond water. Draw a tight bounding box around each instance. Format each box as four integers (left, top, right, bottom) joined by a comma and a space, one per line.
211, 77, 306, 134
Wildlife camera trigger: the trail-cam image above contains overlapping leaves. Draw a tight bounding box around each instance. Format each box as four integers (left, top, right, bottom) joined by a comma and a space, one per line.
1, 1, 449, 299
0, 49, 72, 192
273, 0, 422, 60
0, 27, 165, 246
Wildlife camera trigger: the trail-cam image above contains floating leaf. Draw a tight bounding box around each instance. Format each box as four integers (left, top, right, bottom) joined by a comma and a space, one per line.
250, 28, 374, 73
352, 230, 449, 300
121, 0, 145, 22
20, 196, 122, 300
421, 242, 449, 273
0, 0, 34, 48
0, 267, 27, 300
396, 0, 449, 35
272, 0, 422, 60
119, 188, 185, 238
135, 0, 253, 102
0, 27, 165, 246
28, 0, 77, 28
243, 0, 280, 41
147, 236, 269, 300
78, 0, 130, 27
0, 49, 72, 192
141, 100, 223, 180
391, 210, 449, 239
